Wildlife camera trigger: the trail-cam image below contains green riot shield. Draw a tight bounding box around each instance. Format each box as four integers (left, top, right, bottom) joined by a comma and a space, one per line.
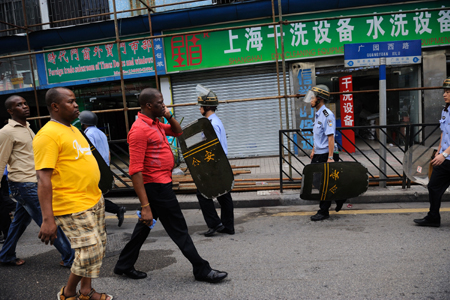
300, 162, 368, 201
179, 118, 234, 199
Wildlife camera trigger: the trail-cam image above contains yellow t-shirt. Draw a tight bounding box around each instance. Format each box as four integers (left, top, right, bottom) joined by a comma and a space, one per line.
33, 121, 101, 216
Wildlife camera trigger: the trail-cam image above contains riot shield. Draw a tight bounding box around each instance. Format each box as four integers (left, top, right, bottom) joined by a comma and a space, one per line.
179, 118, 234, 199
300, 162, 368, 201
402, 144, 436, 186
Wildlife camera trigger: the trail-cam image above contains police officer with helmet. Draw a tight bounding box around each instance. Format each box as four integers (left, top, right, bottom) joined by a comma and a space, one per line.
195, 85, 235, 236
303, 84, 346, 221
414, 77, 450, 227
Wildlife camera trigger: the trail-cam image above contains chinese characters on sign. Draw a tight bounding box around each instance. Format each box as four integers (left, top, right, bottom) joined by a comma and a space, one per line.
344, 40, 422, 67
45, 36, 166, 84
163, 1, 449, 72
339, 75, 356, 153
293, 63, 316, 151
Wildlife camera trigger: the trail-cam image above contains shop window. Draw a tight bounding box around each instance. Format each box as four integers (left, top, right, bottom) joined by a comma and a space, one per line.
0, 54, 38, 92
316, 64, 420, 145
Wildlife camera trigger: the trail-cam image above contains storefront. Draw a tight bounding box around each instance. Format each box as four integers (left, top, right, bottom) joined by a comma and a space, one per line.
161, 0, 450, 156
1, 0, 449, 158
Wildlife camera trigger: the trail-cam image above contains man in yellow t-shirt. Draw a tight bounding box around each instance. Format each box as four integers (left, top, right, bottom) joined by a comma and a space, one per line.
34, 87, 112, 300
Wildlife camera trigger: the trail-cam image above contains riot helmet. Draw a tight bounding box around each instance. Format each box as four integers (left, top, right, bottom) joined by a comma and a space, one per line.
196, 84, 219, 106
443, 77, 450, 89
79, 110, 98, 126
303, 84, 330, 104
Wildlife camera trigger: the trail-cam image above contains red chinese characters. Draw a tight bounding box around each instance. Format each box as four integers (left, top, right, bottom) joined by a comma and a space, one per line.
171, 34, 203, 68
129, 41, 139, 55
141, 40, 152, 52
339, 75, 355, 153
93, 46, 103, 58
82, 48, 91, 61
58, 50, 69, 63
47, 52, 56, 65
70, 49, 79, 61
105, 44, 114, 57
120, 42, 126, 54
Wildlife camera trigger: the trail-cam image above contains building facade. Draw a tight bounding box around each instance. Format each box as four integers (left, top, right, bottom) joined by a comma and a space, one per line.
0, 0, 449, 158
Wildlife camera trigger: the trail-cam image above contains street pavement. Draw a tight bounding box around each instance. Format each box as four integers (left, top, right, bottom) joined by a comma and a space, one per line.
1, 201, 450, 299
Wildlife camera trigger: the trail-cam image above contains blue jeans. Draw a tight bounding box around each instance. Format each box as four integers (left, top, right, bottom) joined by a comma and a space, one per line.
0, 182, 74, 266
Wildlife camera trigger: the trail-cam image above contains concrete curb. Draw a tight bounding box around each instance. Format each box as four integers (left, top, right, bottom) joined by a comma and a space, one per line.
108, 185, 450, 211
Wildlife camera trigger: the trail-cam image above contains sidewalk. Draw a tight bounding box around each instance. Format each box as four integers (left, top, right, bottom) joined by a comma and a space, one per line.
109, 152, 448, 210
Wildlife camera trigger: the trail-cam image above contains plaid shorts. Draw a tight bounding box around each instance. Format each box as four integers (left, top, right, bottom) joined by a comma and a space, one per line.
55, 197, 107, 278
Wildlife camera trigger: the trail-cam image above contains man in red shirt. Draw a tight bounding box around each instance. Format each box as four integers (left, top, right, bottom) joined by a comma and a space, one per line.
114, 88, 228, 283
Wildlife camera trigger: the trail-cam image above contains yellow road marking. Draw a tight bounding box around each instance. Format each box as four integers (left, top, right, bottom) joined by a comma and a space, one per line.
273, 207, 450, 217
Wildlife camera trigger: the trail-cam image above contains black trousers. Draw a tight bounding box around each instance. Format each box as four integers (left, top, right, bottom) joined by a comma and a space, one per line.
311, 153, 346, 216
427, 160, 450, 221
196, 190, 234, 231
115, 182, 211, 279
0, 176, 15, 237
105, 198, 120, 214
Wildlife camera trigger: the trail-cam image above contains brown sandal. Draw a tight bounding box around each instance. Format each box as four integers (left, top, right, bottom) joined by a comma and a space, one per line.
57, 286, 78, 300
78, 288, 113, 300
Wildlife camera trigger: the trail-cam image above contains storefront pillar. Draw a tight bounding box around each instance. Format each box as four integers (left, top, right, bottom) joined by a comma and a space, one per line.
423, 49, 447, 146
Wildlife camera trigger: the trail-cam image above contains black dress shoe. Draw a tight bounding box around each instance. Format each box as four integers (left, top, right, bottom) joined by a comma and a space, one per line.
413, 217, 440, 227
335, 201, 344, 212
218, 227, 235, 235
117, 206, 126, 227
310, 213, 329, 221
202, 224, 225, 237
196, 269, 228, 283
114, 267, 147, 279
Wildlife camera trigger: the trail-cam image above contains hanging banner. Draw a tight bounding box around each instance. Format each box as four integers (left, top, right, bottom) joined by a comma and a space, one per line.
163, 1, 449, 72
339, 75, 355, 153
45, 35, 166, 84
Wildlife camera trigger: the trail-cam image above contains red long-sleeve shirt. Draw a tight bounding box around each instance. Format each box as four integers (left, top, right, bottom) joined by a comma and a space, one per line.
128, 112, 182, 184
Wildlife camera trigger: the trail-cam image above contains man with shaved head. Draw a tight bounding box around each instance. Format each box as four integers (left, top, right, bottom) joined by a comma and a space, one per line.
114, 88, 228, 283
0, 94, 74, 268
34, 87, 112, 300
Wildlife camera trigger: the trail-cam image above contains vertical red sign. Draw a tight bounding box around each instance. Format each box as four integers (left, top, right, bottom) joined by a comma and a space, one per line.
339, 75, 355, 153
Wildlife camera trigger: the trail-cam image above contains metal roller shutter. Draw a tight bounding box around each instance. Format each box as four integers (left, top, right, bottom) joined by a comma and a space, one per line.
171, 63, 291, 158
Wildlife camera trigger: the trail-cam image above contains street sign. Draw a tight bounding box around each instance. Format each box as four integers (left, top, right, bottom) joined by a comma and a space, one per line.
344, 40, 421, 67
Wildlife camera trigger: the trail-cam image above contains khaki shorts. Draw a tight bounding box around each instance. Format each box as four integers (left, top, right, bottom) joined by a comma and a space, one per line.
55, 197, 107, 278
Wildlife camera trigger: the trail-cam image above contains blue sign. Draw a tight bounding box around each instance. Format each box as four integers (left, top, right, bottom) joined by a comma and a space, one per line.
344, 40, 421, 67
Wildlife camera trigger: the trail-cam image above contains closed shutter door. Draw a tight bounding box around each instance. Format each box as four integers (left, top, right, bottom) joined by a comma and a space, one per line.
171, 63, 291, 158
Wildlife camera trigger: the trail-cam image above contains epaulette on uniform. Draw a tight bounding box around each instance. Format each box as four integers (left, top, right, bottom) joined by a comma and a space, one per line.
323, 109, 329, 117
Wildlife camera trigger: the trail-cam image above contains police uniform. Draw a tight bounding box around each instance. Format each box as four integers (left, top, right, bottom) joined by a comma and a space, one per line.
424, 106, 450, 222
311, 105, 346, 216
196, 113, 234, 235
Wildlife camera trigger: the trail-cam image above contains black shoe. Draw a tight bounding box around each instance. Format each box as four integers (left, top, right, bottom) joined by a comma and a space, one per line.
335, 202, 344, 212
218, 227, 235, 235
117, 206, 126, 227
310, 213, 329, 221
413, 217, 440, 227
114, 267, 147, 279
202, 224, 225, 237
196, 269, 228, 283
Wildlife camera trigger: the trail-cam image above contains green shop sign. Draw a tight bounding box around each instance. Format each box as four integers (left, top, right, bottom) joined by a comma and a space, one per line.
163, 1, 449, 72
44, 36, 166, 84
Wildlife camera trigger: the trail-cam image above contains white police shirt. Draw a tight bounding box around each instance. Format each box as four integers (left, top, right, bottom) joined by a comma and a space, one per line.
439, 107, 450, 160
313, 105, 336, 155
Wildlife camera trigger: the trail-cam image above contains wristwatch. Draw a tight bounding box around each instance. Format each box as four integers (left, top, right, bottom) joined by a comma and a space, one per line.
443, 152, 448, 158
328, 156, 333, 160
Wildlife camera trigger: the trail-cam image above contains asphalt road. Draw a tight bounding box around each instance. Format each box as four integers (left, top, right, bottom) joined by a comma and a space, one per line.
1, 201, 450, 300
